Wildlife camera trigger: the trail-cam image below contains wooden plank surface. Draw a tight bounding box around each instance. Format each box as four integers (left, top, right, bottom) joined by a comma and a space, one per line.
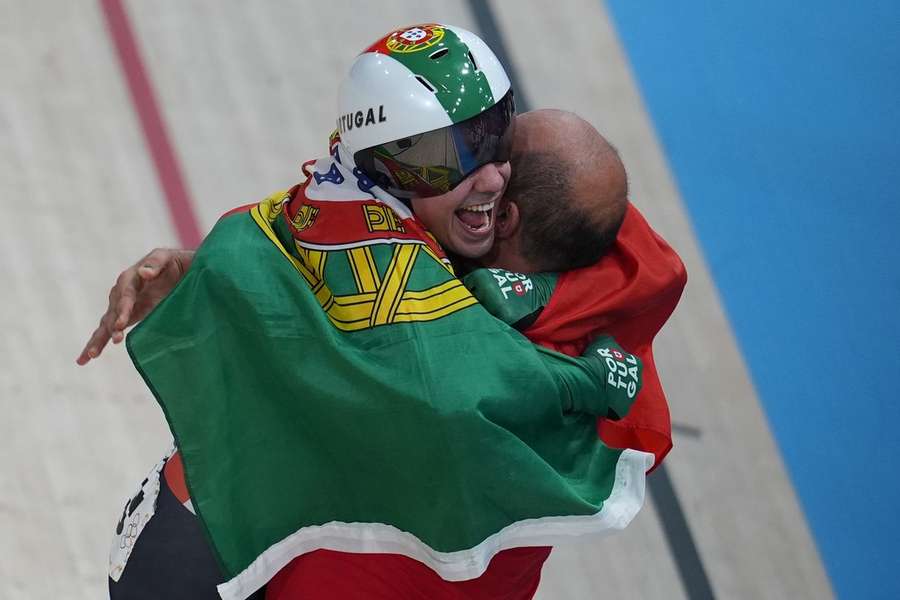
1, 2, 175, 598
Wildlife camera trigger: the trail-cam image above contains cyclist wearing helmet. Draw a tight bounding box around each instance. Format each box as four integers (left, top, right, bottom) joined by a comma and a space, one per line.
338, 23, 516, 259
99, 24, 659, 600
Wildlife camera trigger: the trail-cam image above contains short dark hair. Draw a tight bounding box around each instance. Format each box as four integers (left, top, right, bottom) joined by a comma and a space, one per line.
508, 151, 625, 272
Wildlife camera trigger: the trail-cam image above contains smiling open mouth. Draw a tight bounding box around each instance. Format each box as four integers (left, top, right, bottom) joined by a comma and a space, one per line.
455, 201, 494, 233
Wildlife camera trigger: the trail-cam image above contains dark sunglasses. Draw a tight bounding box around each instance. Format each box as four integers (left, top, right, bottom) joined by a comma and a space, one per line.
353, 89, 515, 198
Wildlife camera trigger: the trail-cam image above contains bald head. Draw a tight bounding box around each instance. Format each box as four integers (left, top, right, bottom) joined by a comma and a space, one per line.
492, 109, 628, 272
515, 109, 627, 215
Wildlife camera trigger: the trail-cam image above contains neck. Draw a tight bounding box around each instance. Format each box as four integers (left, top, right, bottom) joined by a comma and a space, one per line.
479, 238, 539, 272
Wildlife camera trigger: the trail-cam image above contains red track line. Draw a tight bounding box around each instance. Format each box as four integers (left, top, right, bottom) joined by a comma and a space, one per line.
99, 0, 202, 248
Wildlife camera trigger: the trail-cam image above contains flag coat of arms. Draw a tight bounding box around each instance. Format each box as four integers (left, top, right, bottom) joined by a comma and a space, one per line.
127, 155, 653, 600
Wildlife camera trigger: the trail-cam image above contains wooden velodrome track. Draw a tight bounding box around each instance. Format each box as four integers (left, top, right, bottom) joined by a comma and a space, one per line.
1, 1, 833, 598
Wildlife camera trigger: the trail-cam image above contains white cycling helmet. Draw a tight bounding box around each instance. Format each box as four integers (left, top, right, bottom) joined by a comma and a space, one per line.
337, 23, 516, 198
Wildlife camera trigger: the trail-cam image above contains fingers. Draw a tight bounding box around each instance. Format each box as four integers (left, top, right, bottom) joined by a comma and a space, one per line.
107, 248, 175, 331
76, 248, 194, 366
76, 308, 130, 365
136, 248, 174, 282
113, 273, 140, 331
75, 340, 97, 366
76, 252, 155, 365
76, 309, 117, 365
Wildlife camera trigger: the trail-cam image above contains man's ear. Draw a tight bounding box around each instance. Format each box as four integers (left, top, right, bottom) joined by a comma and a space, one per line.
495, 201, 520, 239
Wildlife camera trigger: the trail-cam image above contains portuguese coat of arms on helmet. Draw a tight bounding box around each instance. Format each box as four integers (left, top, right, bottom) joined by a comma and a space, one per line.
385, 24, 445, 53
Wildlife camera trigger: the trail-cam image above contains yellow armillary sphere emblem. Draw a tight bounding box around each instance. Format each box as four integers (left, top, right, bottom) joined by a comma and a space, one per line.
386, 25, 445, 54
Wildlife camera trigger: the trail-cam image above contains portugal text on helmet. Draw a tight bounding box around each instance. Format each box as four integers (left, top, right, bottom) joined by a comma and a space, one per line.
337, 106, 387, 134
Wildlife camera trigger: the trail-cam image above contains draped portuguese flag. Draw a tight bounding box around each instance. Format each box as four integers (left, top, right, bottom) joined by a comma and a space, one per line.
127, 151, 654, 600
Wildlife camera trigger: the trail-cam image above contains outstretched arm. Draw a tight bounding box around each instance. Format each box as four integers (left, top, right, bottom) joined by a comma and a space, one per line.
76, 248, 194, 365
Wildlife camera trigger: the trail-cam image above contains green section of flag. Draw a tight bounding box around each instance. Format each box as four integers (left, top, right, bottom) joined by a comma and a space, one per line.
127, 205, 624, 579
388, 27, 495, 123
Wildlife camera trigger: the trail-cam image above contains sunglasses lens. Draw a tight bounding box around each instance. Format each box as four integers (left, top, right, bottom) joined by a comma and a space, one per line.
354, 90, 515, 198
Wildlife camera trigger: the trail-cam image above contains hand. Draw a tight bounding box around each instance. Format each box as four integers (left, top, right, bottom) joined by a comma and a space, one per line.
578, 336, 643, 419
76, 248, 194, 365
462, 268, 559, 330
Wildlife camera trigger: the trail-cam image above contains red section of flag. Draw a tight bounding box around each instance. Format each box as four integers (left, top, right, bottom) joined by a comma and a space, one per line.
99, 0, 202, 248
266, 547, 549, 600
163, 450, 191, 505
284, 182, 447, 259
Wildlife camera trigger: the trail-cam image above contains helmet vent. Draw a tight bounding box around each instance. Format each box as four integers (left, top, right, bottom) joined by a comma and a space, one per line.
415, 75, 437, 93
428, 48, 449, 60
467, 50, 480, 72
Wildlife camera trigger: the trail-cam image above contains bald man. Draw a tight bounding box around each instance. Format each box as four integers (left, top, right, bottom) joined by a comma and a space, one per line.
484, 109, 629, 274
86, 110, 685, 600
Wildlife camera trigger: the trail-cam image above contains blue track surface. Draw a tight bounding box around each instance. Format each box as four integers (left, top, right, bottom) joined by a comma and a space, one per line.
605, 2, 900, 598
